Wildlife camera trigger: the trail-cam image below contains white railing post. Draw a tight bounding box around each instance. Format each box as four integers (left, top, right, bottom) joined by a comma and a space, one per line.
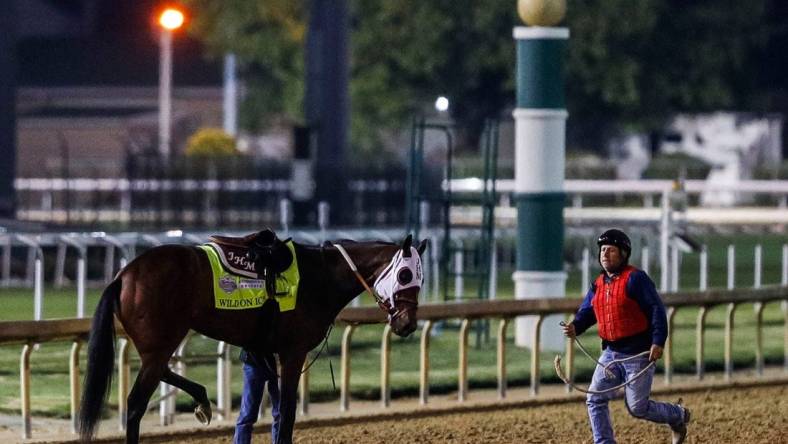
104, 244, 115, 284
76, 253, 86, 317
340, 325, 356, 412
699, 245, 708, 291
118, 338, 130, 431
17, 235, 45, 319
581, 247, 589, 289
34, 252, 43, 320
1, 236, 10, 288
782, 244, 788, 286
489, 240, 498, 300
159, 381, 171, 425
641, 245, 650, 275
454, 243, 464, 301
431, 237, 441, 302
754, 244, 762, 289
419, 200, 430, 236
70, 341, 82, 434
660, 190, 670, 292
216, 342, 231, 421
55, 243, 67, 288
60, 235, 89, 318
280, 198, 292, 236
318, 201, 329, 244
727, 245, 736, 290
670, 244, 679, 292
21, 344, 33, 439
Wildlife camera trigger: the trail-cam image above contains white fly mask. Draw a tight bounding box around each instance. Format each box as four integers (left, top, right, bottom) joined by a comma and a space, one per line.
373, 246, 423, 310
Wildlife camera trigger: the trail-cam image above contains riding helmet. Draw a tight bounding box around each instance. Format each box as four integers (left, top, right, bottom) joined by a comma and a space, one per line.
597, 229, 631, 259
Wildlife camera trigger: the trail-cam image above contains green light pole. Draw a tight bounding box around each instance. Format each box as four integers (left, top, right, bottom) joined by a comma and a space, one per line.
513, 0, 568, 350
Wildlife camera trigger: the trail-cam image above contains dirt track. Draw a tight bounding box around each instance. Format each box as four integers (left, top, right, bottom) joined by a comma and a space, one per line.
170, 384, 787, 443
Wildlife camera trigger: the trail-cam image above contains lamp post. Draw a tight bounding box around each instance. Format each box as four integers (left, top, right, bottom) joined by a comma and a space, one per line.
157, 8, 185, 164
513, 0, 568, 351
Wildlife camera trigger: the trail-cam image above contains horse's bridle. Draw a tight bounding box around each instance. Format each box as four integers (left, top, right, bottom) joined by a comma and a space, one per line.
332, 243, 418, 319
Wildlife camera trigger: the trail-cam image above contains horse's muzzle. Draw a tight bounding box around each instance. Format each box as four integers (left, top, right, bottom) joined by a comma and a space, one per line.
390, 308, 417, 337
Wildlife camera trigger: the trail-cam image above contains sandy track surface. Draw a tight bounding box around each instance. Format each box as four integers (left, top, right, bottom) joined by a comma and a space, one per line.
169, 384, 787, 443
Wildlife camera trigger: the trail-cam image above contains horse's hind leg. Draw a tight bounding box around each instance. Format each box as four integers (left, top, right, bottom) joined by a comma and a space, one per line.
125, 359, 168, 444
161, 368, 212, 425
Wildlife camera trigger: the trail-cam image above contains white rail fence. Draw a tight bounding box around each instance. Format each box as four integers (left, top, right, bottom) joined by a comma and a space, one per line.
13, 178, 788, 225
1, 228, 786, 319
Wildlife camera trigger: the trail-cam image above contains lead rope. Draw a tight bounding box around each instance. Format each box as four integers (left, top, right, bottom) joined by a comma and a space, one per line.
555, 321, 655, 395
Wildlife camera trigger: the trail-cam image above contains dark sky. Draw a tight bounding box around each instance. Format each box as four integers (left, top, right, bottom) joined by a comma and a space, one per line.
16, 0, 221, 87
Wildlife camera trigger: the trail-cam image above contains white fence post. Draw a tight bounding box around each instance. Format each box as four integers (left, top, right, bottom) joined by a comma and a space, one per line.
660, 190, 670, 292
318, 201, 329, 244
17, 236, 45, 320
727, 245, 736, 290
670, 244, 680, 292
431, 237, 441, 302
782, 244, 788, 286
754, 244, 762, 289
280, 198, 291, 236
55, 243, 67, 288
216, 342, 232, 421
489, 240, 498, 300
454, 242, 464, 301
581, 247, 589, 290
1, 236, 10, 288
699, 245, 708, 291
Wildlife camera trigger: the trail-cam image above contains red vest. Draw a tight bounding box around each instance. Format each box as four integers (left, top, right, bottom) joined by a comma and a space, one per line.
592, 265, 649, 341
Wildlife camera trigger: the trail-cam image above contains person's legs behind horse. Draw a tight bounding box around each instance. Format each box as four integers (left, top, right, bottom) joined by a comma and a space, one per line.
264, 355, 281, 443
586, 348, 624, 444
234, 359, 267, 444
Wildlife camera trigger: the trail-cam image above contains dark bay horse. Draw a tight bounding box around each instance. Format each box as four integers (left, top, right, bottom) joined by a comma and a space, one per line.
78, 235, 427, 444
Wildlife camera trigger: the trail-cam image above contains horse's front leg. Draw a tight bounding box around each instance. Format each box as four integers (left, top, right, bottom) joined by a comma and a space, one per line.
276, 351, 307, 444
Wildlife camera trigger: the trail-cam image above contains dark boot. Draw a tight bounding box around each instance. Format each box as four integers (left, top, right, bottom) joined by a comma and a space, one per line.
670, 398, 691, 444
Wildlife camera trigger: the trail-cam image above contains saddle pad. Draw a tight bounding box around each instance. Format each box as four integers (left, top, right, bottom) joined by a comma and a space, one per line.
199, 243, 299, 312
204, 241, 262, 278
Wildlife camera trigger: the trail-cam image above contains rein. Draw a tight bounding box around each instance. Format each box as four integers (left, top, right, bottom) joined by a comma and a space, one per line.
554, 321, 655, 395
332, 243, 393, 315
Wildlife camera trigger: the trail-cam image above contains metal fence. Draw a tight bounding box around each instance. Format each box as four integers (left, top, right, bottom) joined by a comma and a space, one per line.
1, 286, 786, 439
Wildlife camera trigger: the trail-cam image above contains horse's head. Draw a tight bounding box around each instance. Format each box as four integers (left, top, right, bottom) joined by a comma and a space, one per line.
372, 235, 428, 337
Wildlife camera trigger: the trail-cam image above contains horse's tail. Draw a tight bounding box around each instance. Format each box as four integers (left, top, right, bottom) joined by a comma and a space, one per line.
78, 279, 121, 443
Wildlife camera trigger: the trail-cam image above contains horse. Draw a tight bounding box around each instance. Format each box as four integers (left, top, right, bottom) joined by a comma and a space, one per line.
77, 232, 427, 444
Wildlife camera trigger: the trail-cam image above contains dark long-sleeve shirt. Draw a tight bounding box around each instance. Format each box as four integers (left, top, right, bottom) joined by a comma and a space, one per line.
572, 269, 668, 354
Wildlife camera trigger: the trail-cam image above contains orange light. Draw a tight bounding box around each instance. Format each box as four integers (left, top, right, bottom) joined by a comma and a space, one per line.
159, 8, 185, 31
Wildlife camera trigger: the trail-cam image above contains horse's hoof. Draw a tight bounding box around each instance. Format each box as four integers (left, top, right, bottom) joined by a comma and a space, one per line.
194, 403, 212, 425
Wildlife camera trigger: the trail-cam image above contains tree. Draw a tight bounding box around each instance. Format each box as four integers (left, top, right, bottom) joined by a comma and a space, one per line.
350, 0, 518, 154
565, 0, 769, 150
184, 0, 773, 154
183, 0, 307, 131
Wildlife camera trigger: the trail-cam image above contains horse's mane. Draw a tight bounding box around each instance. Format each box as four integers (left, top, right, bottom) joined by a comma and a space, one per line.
296, 239, 398, 251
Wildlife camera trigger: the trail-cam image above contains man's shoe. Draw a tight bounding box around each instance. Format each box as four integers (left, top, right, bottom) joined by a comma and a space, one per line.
670, 398, 691, 444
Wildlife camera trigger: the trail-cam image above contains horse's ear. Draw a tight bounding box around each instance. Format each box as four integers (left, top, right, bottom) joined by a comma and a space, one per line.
416, 238, 429, 256
402, 234, 413, 257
